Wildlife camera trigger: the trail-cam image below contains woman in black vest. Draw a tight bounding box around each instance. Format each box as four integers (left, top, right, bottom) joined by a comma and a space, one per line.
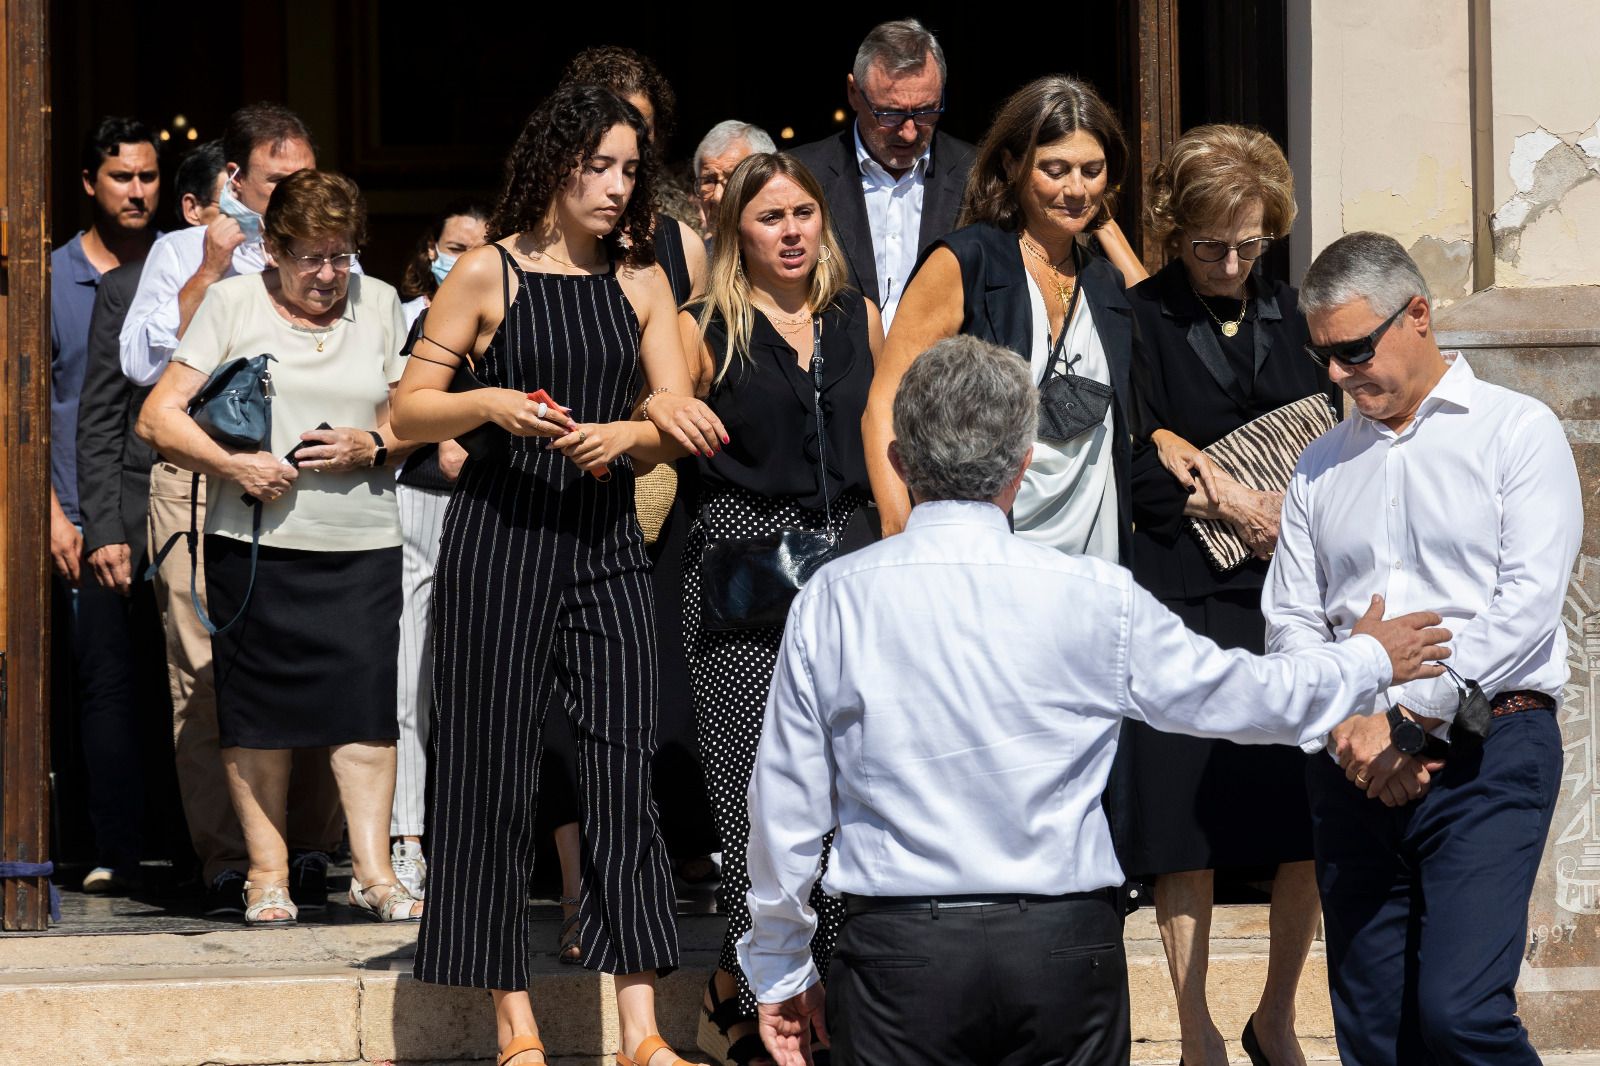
1118, 125, 1340, 1066
678, 151, 880, 1066
862, 75, 1146, 564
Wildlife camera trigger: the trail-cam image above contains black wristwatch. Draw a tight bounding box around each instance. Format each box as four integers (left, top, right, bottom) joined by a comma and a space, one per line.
1387, 705, 1427, 756
368, 429, 388, 468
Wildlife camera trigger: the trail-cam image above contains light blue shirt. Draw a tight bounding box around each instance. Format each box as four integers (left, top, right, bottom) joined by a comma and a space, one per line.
738, 498, 1394, 1003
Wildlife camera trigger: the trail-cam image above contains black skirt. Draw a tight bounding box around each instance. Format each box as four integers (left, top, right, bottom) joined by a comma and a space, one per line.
206, 535, 402, 749
1108, 588, 1313, 876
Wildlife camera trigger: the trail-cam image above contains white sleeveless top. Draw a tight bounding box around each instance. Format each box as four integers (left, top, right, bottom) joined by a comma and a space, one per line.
1012, 274, 1120, 561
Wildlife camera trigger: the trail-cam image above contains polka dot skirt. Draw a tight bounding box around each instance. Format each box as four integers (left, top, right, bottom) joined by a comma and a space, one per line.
683, 485, 865, 1017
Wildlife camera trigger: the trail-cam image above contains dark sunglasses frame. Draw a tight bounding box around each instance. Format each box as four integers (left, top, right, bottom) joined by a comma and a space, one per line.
1304, 297, 1415, 367
858, 89, 946, 129
1190, 235, 1274, 263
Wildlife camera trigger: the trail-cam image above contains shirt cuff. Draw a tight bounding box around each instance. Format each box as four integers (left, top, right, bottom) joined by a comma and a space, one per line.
1396, 673, 1458, 719
735, 934, 822, 1005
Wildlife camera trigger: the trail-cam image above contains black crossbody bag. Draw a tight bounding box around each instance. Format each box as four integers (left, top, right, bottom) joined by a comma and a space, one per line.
700, 317, 841, 631
1036, 247, 1113, 444
145, 353, 274, 635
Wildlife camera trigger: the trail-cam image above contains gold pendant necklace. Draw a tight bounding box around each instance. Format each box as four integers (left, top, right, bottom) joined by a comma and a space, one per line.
1019, 232, 1076, 312
1190, 279, 1248, 337
755, 301, 813, 329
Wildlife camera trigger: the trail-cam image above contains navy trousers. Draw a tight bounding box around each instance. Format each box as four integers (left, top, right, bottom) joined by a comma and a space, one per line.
1308, 709, 1561, 1065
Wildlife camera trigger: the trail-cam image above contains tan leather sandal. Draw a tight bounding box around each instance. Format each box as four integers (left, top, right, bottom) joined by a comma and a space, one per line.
498, 1034, 546, 1065
616, 1034, 691, 1066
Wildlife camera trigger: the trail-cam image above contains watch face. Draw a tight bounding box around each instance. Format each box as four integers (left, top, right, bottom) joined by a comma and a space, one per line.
1393, 719, 1426, 756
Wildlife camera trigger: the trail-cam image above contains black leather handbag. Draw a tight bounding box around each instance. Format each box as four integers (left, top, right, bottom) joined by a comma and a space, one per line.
1035, 256, 1112, 444
700, 318, 841, 632
145, 352, 275, 635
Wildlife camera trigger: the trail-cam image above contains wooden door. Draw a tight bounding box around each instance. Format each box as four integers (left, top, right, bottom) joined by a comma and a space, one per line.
1, 0, 55, 933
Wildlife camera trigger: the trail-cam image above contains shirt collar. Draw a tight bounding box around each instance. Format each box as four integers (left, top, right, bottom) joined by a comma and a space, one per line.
904, 498, 1012, 532
1356, 349, 1476, 439
853, 123, 930, 182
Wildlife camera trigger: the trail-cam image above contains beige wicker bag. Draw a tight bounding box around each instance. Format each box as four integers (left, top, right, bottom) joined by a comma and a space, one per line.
634, 463, 678, 545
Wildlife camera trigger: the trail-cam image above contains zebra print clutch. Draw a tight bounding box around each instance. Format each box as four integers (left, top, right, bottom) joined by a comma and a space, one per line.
1187, 393, 1339, 572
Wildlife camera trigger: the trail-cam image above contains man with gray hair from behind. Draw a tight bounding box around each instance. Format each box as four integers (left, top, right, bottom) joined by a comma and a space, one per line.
692, 120, 776, 236
739, 336, 1455, 1066
1265, 231, 1581, 1066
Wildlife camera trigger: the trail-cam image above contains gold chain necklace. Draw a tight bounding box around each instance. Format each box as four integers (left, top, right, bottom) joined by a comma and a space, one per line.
1019, 232, 1076, 312
754, 301, 813, 329
1189, 279, 1249, 338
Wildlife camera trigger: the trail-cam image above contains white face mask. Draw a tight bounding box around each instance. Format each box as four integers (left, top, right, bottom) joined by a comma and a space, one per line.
217, 168, 263, 243
430, 250, 458, 286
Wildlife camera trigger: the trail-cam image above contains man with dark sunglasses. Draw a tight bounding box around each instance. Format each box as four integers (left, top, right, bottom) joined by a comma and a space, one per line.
1264, 231, 1582, 1066
791, 18, 975, 329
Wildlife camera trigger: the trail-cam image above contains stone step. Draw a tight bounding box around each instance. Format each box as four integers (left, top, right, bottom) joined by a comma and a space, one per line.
0, 905, 1589, 1065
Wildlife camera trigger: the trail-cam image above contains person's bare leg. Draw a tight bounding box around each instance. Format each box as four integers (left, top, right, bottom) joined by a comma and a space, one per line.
1250, 860, 1320, 1066
703, 965, 769, 1064
617, 972, 691, 1065
329, 740, 420, 917
493, 989, 545, 1064
222, 746, 293, 920
1156, 869, 1228, 1066
553, 821, 582, 961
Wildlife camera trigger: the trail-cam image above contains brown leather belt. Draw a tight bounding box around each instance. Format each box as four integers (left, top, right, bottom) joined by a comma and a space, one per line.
1492, 690, 1556, 717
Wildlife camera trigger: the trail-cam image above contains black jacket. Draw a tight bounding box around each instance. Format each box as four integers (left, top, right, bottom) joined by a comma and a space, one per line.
1127, 259, 1340, 600
789, 126, 976, 308
77, 261, 155, 561
916, 221, 1137, 564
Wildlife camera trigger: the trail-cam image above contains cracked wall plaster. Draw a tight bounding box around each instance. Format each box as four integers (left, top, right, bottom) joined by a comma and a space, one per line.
1494, 119, 1600, 283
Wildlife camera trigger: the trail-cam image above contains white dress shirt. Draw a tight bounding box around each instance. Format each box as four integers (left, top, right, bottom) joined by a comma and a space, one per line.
854, 124, 928, 330
1014, 273, 1119, 560
119, 227, 362, 386
1264, 352, 1581, 747
738, 499, 1393, 1003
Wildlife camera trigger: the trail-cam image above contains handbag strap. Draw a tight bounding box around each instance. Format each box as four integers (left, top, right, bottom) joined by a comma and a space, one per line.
809, 315, 833, 538
1041, 243, 1086, 384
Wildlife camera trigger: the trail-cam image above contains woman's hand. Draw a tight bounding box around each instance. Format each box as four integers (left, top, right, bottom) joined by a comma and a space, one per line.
292, 427, 379, 473
646, 390, 727, 458
437, 439, 469, 482
551, 421, 639, 479
1151, 428, 1224, 501
482, 388, 574, 438
229, 451, 299, 502
1219, 484, 1283, 559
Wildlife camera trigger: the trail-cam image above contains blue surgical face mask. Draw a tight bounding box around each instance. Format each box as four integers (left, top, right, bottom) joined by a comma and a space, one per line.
217, 168, 263, 243
430, 250, 458, 286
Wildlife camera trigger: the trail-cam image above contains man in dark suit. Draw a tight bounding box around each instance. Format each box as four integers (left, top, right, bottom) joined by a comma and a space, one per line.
790, 18, 975, 330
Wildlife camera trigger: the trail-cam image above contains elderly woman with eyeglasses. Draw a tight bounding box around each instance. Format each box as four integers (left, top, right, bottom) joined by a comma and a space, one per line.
139, 169, 421, 927
1113, 125, 1341, 1066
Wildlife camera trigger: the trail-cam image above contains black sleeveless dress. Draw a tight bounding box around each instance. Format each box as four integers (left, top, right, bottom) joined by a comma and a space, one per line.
415, 253, 678, 990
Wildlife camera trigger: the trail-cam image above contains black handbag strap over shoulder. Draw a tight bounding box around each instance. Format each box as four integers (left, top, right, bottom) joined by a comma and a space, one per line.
809, 315, 833, 538
1041, 242, 1086, 384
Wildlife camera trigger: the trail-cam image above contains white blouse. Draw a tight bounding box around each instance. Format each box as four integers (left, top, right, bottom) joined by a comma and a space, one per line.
1012, 273, 1120, 561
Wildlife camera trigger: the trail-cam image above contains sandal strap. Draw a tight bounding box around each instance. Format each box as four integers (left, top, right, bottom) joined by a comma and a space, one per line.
498, 1034, 546, 1065
621, 1034, 687, 1066
355, 879, 421, 920
243, 883, 297, 922
704, 974, 744, 1035
727, 1033, 770, 1065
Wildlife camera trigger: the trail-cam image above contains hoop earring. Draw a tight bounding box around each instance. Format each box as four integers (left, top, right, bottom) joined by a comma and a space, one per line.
818, 245, 832, 263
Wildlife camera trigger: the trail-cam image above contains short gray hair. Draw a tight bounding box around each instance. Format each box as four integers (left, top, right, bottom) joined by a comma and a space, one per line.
853, 18, 947, 90
692, 120, 776, 180
1300, 231, 1432, 319
893, 337, 1037, 502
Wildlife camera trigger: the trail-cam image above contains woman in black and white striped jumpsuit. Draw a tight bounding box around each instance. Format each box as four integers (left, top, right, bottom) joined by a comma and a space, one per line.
391, 84, 729, 1066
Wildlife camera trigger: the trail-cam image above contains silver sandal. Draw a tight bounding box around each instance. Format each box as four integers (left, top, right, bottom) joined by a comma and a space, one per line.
243, 879, 298, 926
348, 876, 423, 922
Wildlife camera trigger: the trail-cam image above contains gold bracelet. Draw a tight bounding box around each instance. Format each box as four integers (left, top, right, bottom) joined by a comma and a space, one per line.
638, 386, 671, 421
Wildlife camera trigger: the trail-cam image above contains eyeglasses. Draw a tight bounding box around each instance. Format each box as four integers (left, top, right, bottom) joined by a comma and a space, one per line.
1304, 298, 1415, 367
696, 172, 729, 199
287, 251, 360, 274
859, 90, 945, 129
1190, 236, 1274, 263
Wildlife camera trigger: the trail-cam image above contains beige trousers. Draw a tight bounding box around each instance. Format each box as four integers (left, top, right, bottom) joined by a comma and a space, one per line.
146, 461, 344, 880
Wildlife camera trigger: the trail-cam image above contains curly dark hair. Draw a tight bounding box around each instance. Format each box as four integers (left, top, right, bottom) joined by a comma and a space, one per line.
560, 46, 677, 149
489, 83, 657, 268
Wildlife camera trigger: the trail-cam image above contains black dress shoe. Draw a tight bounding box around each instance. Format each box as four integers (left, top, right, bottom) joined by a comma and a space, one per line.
1241, 1015, 1272, 1066
202, 869, 246, 917
289, 850, 331, 914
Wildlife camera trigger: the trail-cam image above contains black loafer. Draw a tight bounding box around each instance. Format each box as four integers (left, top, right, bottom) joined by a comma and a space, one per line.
203, 869, 246, 917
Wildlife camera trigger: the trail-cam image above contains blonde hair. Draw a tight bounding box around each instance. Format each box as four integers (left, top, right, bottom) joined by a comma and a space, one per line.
698, 153, 849, 386
1145, 124, 1296, 256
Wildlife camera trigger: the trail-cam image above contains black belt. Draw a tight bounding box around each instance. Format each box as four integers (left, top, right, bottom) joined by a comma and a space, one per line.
842, 890, 1114, 917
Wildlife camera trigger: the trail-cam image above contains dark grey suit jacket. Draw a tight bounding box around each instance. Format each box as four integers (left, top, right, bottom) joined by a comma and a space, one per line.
77, 261, 155, 562
789, 126, 977, 307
